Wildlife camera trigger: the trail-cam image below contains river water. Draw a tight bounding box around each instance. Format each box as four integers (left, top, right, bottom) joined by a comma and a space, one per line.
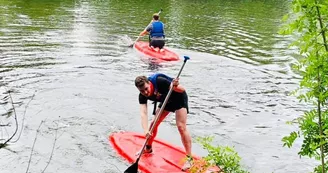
0, 0, 317, 173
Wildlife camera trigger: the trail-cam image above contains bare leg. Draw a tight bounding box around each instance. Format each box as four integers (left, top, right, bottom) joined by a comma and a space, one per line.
175, 108, 192, 156
147, 110, 170, 146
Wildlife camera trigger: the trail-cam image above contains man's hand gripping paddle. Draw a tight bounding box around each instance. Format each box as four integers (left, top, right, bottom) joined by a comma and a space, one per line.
124, 56, 190, 173
128, 9, 163, 48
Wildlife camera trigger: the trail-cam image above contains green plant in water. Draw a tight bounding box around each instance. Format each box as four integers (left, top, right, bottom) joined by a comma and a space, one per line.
191, 136, 249, 173
280, 0, 328, 172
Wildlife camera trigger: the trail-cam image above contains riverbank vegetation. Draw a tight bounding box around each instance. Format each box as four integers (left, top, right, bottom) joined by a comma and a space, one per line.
190, 136, 250, 173
280, 0, 328, 173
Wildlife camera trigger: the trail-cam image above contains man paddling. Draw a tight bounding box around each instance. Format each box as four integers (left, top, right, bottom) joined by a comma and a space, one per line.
134, 73, 193, 171
139, 13, 165, 52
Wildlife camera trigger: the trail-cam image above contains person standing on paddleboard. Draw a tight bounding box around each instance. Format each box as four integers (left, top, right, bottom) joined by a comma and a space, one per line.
134, 73, 193, 171
139, 13, 165, 52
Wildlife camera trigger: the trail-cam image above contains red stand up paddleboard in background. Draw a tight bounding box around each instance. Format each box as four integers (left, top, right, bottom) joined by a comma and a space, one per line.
134, 41, 180, 62
110, 132, 221, 173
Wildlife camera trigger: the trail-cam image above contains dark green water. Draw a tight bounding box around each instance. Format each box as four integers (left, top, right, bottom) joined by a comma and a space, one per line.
0, 0, 315, 173
1, 0, 293, 66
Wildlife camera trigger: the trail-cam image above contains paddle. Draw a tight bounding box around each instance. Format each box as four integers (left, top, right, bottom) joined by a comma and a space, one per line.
124, 56, 190, 173
128, 9, 163, 48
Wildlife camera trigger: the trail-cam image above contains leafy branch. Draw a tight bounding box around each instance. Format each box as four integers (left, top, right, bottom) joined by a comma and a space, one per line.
280, 0, 328, 172
189, 136, 249, 173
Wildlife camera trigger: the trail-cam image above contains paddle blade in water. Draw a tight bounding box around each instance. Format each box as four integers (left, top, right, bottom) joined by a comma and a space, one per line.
124, 162, 138, 173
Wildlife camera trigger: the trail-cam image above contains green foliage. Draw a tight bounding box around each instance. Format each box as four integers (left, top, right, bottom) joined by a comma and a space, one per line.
296, 110, 328, 158
194, 136, 250, 173
313, 162, 328, 173
282, 131, 298, 148
280, 0, 328, 172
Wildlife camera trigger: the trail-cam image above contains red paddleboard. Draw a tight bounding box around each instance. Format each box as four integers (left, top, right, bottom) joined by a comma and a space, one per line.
134, 41, 179, 62
109, 132, 221, 173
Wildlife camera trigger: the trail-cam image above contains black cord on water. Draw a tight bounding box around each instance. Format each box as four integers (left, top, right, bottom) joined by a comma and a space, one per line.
12, 92, 36, 143
41, 120, 59, 173
26, 120, 44, 173
0, 89, 18, 149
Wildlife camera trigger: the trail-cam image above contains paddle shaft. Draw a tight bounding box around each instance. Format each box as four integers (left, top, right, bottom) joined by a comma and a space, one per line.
135, 56, 190, 162
132, 9, 162, 46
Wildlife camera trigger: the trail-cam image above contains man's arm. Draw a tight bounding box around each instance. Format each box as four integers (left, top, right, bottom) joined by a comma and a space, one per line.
172, 78, 185, 93
139, 23, 153, 37
139, 30, 148, 37
140, 104, 149, 134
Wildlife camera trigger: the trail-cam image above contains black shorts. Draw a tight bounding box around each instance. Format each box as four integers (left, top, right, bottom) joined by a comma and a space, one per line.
149, 39, 165, 49
158, 92, 189, 113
